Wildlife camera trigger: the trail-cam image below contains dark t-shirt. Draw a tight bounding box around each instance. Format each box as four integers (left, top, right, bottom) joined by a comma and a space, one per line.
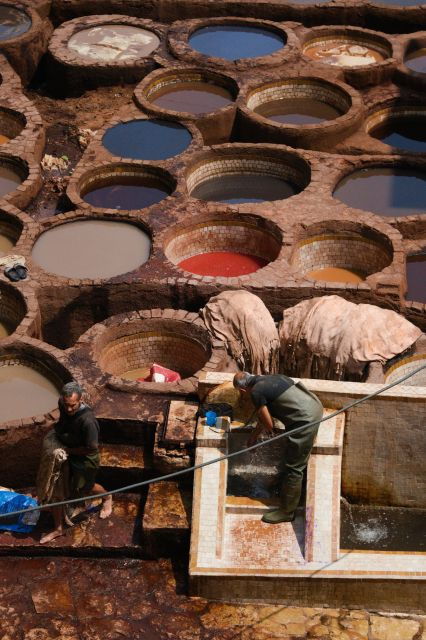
250, 375, 294, 409
55, 400, 99, 452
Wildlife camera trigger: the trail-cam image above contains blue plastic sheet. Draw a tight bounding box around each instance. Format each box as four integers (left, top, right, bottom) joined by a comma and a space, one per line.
0, 491, 40, 533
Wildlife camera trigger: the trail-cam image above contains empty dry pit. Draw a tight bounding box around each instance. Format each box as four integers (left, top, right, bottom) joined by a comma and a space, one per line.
0, 209, 22, 257
303, 29, 392, 67
77, 165, 175, 211
0, 283, 26, 338
291, 229, 392, 283
0, 107, 26, 145
366, 106, 426, 152
385, 355, 426, 387
135, 68, 238, 116
246, 78, 352, 126
165, 216, 282, 277
187, 151, 309, 203
98, 320, 211, 382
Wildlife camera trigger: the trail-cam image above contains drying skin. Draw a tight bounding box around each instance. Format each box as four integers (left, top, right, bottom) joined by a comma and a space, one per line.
304, 42, 384, 66
67, 25, 160, 62
0, 364, 59, 422
152, 83, 233, 114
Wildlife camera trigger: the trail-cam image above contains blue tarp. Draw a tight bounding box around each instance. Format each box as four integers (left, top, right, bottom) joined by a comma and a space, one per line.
0, 491, 40, 533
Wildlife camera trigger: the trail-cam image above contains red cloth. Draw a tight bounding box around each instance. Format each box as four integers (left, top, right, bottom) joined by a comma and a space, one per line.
138, 364, 181, 383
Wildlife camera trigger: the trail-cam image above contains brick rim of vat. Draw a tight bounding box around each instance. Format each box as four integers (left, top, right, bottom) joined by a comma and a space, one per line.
27, 209, 154, 285
0, 337, 84, 430
300, 26, 395, 70
75, 309, 227, 394
167, 17, 299, 70
384, 353, 426, 385
331, 158, 426, 223
48, 14, 166, 69
67, 161, 178, 214
185, 145, 311, 198
0, 153, 40, 209
0, 106, 27, 141
133, 66, 240, 120
162, 212, 284, 281
242, 75, 361, 132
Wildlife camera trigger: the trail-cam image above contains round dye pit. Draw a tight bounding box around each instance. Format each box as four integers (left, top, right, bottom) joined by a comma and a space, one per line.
0, 163, 23, 198
31, 220, 151, 280
334, 167, 426, 217
254, 99, 341, 125
304, 40, 385, 67
0, 5, 31, 41
385, 355, 426, 387
406, 254, 426, 303
0, 108, 26, 146
80, 168, 174, 210
188, 25, 285, 60
0, 284, 25, 339
0, 231, 13, 257
405, 48, 426, 74
166, 217, 281, 277
191, 174, 297, 203
102, 120, 192, 161
0, 361, 59, 423
291, 232, 392, 283
368, 115, 426, 152
67, 24, 160, 62
152, 82, 233, 114
0, 211, 21, 258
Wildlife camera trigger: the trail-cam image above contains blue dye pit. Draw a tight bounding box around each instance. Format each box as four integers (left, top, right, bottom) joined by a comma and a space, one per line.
189, 25, 285, 60
102, 120, 192, 161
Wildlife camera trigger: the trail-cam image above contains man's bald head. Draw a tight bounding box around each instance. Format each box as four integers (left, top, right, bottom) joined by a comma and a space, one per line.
233, 372, 255, 390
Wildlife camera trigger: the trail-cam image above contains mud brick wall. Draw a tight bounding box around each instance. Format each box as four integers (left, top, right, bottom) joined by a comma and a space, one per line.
291, 234, 392, 276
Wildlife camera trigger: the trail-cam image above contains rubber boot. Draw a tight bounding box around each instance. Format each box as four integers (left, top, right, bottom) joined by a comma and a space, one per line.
261, 480, 302, 524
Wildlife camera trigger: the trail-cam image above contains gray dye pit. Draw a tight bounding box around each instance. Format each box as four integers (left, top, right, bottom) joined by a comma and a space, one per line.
370, 117, 426, 152
255, 98, 341, 125
0, 165, 22, 198
67, 25, 160, 62
0, 5, 31, 41
191, 174, 298, 203
152, 82, 233, 114
189, 25, 285, 60
0, 364, 59, 423
405, 48, 426, 73
341, 500, 426, 552
102, 120, 192, 160
82, 176, 171, 210
333, 167, 426, 217
31, 220, 151, 279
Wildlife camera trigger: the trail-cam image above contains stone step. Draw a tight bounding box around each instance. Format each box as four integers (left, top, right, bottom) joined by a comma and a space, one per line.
0, 493, 143, 557
97, 443, 153, 489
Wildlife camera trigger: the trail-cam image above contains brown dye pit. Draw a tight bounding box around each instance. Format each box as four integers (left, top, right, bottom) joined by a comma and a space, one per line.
306, 267, 364, 283
0, 135, 10, 145
191, 174, 297, 203
0, 232, 13, 257
255, 98, 341, 125
82, 176, 171, 210
67, 25, 160, 62
121, 366, 151, 381
31, 220, 151, 280
0, 321, 12, 338
405, 48, 426, 74
0, 5, 31, 41
0, 165, 22, 198
304, 42, 384, 67
0, 363, 59, 423
152, 82, 233, 114
406, 254, 426, 304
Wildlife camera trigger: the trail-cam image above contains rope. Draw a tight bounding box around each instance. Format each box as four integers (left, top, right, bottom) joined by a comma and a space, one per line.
1, 363, 425, 520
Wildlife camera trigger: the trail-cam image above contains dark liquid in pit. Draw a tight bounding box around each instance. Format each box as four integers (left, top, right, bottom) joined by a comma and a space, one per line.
102, 120, 192, 161
405, 48, 426, 74
334, 167, 426, 217
0, 6, 31, 41
191, 174, 298, 203
83, 177, 171, 210
370, 117, 426, 152
0, 364, 59, 423
255, 98, 341, 125
189, 25, 285, 60
406, 255, 426, 304
0, 320, 13, 339
0, 233, 14, 257
152, 82, 233, 114
0, 166, 22, 198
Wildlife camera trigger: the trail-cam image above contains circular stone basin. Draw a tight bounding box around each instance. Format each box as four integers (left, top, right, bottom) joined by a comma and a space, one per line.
334, 167, 426, 217
67, 25, 160, 62
152, 82, 233, 114
292, 232, 391, 283
0, 5, 31, 41
189, 25, 285, 60
99, 327, 210, 382
0, 230, 13, 257
304, 39, 386, 67
0, 284, 26, 339
0, 211, 21, 258
0, 162, 23, 198
368, 113, 426, 152
191, 174, 297, 203
405, 48, 426, 73
166, 218, 281, 277
0, 108, 26, 146
102, 120, 192, 161
81, 168, 174, 210
0, 361, 59, 423
32, 220, 151, 280
406, 253, 426, 303
385, 355, 426, 387
255, 98, 341, 125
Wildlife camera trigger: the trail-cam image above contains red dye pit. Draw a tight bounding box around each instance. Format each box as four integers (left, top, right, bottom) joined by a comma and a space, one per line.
178, 251, 268, 276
